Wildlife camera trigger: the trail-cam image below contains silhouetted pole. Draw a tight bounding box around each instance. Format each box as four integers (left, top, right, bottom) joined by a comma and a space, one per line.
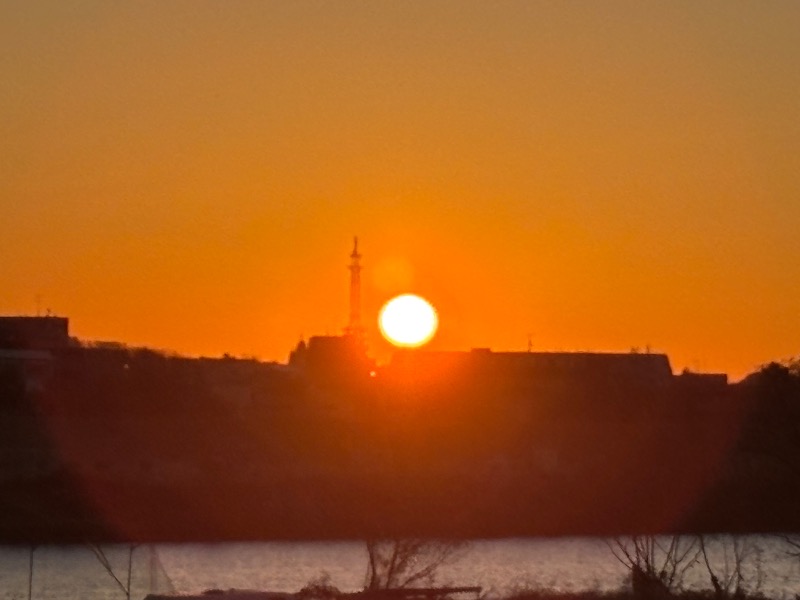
28, 545, 35, 600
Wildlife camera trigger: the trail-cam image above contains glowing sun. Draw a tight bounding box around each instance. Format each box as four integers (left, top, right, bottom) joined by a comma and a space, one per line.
379, 294, 438, 348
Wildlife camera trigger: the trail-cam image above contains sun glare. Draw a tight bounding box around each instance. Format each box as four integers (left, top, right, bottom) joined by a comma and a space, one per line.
379, 294, 438, 348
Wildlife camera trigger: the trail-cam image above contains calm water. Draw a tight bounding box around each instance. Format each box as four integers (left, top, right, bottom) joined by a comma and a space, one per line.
2, 538, 800, 600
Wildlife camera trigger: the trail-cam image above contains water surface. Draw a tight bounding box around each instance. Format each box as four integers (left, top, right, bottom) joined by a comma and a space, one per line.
2, 537, 799, 600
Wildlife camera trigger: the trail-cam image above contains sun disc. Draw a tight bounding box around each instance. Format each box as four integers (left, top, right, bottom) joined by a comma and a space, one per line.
378, 294, 438, 347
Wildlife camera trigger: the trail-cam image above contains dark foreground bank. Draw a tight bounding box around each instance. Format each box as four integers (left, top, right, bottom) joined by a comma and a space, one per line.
3, 347, 800, 542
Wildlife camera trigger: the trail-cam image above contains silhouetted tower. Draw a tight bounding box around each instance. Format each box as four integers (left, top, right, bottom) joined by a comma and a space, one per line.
345, 236, 364, 339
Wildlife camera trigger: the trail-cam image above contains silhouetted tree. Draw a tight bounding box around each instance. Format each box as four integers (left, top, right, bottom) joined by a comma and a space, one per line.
698, 535, 764, 599
364, 539, 468, 590
738, 361, 800, 479
298, 573, 342, 600
608, 536, 699, 599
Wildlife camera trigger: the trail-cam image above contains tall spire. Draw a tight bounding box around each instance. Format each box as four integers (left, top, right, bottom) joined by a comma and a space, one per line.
345, 236, 364, 339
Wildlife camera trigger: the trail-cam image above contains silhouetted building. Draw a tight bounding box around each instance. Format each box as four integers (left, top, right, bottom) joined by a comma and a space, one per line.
289, 334, 372, 386
387, 348, 673, 387
383, 349, 676, 413
288, 238, 374, 386
673, 370, 730, 414
675, 369, 728, 389
0, 316, 70, 350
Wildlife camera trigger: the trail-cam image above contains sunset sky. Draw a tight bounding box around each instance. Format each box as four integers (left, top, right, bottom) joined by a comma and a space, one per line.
2, 1, 799, 379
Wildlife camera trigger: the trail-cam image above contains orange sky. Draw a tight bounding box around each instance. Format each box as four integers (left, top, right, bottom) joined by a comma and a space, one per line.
2, 2, 799, 380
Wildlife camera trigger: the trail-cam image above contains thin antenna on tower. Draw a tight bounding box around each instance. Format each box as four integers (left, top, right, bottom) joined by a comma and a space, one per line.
527, 333, 533, 353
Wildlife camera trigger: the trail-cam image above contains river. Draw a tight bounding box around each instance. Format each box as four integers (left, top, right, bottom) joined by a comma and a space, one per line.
1, 537, 799, 600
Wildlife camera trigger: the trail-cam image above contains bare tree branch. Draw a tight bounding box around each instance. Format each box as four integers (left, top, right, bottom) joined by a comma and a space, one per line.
698, 535, 764, 599
87, 542, 138, 600
364, 539, 468, 590
607, 535, 699, 598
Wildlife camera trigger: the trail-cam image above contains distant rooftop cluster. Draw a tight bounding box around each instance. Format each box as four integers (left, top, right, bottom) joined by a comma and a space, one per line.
0, 241, 729, 392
